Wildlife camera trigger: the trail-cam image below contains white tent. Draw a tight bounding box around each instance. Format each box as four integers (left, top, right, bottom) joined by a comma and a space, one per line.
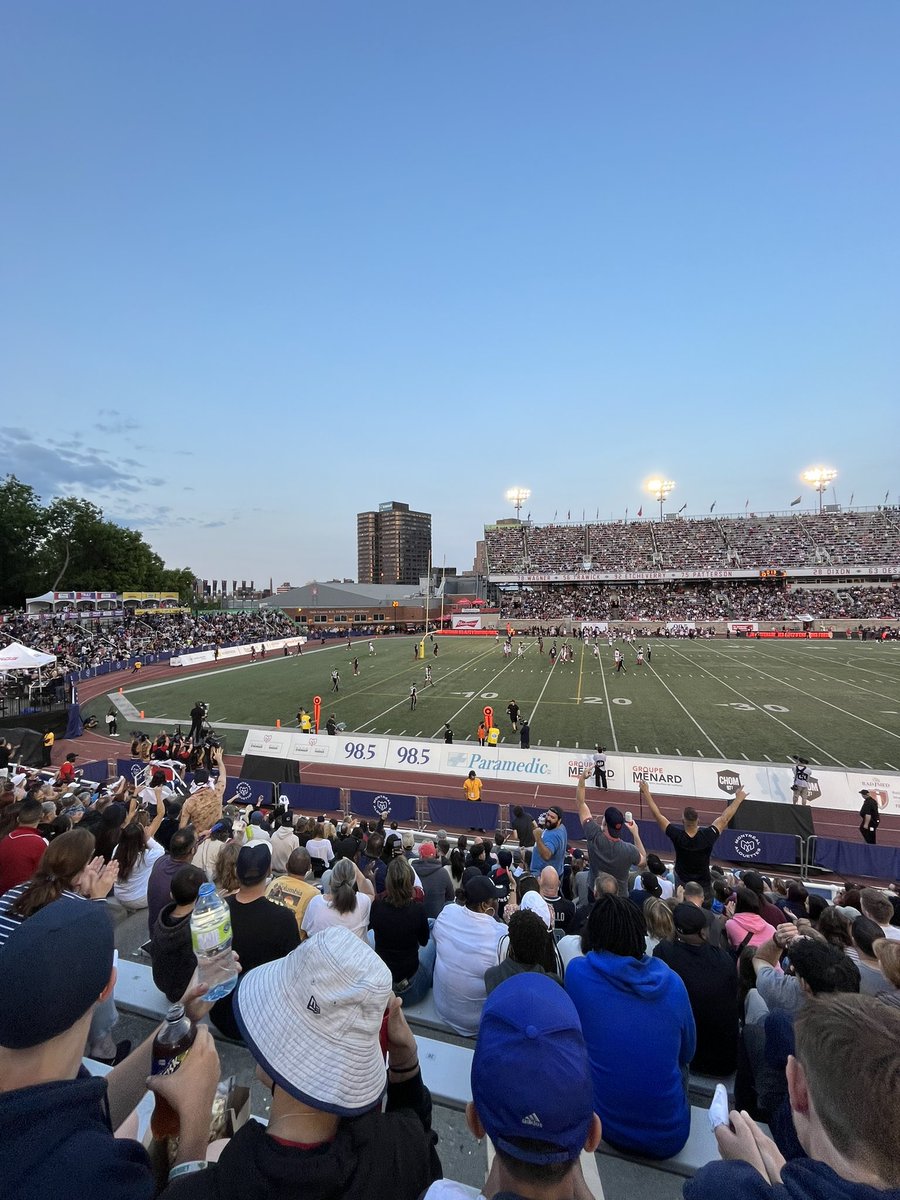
0, 642, 57, 671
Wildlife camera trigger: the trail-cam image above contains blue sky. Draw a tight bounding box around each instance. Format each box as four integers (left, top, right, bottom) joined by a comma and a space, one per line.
2, 2, 897, 585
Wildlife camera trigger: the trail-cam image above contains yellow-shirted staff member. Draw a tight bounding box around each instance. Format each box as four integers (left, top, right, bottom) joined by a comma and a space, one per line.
463, 770, 483, 803
298, 708, 312, 733
42, 730, 54, 767
486, 725, 500, 747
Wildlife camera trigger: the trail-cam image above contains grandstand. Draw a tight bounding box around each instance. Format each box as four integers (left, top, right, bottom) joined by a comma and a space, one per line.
485, 508, 900, 624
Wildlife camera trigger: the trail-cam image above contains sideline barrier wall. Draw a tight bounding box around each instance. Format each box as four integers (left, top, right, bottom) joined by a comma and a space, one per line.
241, 728, 900, 816
349, 789, 417, 822
813, 837, 900, 881
224, 778, 274, 806
276, 781, 342, 814
77, 759, 111, 783
427, 796, 500, 830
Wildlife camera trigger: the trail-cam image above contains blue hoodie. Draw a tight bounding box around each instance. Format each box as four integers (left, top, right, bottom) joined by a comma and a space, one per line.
565, 950, 695, 1159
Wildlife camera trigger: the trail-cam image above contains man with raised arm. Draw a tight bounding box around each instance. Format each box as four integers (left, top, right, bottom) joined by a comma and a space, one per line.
639, 779, 746, 898
575, 766, 646, 896
179, 746, 226, 835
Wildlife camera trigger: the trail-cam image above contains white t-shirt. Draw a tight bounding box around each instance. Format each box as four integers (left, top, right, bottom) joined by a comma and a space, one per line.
306, 837, 335, 866
432, 904, 505, 1036
879, 924, 900, 942
302, 892, 372, 940
632, 874, 675, 899
113, 839, 164, 904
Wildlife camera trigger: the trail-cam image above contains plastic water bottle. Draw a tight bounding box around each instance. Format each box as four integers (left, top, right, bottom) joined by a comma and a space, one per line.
191, 883, 238, 1002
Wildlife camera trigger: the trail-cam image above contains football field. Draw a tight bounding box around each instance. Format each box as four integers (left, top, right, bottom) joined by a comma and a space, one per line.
99, 635, 900, 771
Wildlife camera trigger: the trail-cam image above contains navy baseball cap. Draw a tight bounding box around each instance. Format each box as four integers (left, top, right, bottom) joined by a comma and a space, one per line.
604, 806, 625, 834
237, 842, 272, 884
472, 974, 593, 1164
0, 898, 115, 1049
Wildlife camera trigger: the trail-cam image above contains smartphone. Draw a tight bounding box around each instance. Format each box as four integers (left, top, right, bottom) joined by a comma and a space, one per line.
708, 1083, 730, 1131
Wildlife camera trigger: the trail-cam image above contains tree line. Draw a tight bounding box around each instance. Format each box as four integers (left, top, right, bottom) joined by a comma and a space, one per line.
0, 475, 196, 608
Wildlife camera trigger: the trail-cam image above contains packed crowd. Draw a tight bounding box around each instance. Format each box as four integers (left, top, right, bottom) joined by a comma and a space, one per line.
486, 509, 900, 574
1, 758, 899, 1200
500, 582, 900, 622
0, 609, 298, 675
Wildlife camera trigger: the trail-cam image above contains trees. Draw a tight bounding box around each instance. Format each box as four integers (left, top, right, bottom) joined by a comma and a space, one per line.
0, 475, 196, 607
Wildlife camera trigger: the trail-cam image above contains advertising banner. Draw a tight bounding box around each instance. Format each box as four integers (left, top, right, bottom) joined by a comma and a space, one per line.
727, 622, 759, 634
451, 614, 483, 630
350, 789, 417, 822
623, 756, 697, 796
224, 778, 274, 807
693, 761, 774, 805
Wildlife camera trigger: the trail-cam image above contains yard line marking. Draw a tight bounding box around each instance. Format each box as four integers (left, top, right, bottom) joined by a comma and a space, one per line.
706, 645, 900, 746
646, 663, 725, 757
750, 649, 900, 706
675, 748, 682, 755
860, 760, 873, 768
886, 762, 898, 770
598, 652, 619, 751
576, 642, 585, 705
795, 650, 900, 688
741, 752, 748, 760
634, 745, 639, 752
697, 749, 704, 756
655, 746, 660, 753
556, 740, 560, 747
764, 754, 772, 761
665, 643, 846, 766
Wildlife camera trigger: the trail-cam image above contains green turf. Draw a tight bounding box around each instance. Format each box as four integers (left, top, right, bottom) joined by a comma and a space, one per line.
96, 636, 900, 770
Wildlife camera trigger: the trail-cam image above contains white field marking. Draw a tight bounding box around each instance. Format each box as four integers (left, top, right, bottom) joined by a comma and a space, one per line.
697, 749, 704, 756
665, 643, 847, 766
764, 754, 772, 761
556, 740, 560, 747
426, 650, 524, 737
350, 642, 500, 732
655, 746, 660, 753
598, 648, 619, 751
886, 762, 898, 770
794, 650, 900, 688
881, 711, 899, 715
859, 761, 873, 768
741, 753, 749, 760
706, 645, 900, 746
675, 748, 682, 755
645, 663, 725, 757
635, 745, 639, 752
749, 649, 900, 706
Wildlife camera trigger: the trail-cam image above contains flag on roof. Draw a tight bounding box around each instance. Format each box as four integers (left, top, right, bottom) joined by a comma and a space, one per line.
790, 496, 802, 506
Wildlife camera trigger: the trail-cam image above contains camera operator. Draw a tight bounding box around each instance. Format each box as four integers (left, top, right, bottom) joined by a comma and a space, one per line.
189, 701, 208, 744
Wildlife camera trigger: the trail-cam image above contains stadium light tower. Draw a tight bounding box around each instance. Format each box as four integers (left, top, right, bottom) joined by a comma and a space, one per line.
646, 477, 676, 522
801, 466, 837, 514
505, 486, 531, 522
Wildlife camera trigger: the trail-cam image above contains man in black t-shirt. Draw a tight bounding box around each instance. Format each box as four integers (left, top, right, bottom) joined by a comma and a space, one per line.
510, 805, 535, 848
653, 903, 739, 1077
640, 780, 747, 897
859, 790, 880, 845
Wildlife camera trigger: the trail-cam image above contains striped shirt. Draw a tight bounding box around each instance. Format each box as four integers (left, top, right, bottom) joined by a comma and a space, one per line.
0, 885, 85, 949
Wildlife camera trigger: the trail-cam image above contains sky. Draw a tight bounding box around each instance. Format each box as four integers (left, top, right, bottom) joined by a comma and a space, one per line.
2, 2, 898, 585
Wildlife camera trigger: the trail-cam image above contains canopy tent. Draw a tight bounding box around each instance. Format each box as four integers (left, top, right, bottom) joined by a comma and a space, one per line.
0, 642, 57, 671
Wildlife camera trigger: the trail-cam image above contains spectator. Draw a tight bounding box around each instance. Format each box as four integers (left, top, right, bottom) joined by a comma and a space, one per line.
575, 768, 645, 896
269, 813, 300, 873
751, 926, 861, 1016
530, 806, 568, 877
686, 996, 900, 1200
630, 869, 663, 910
654, 902, 740, 1077
0, 796, 46, 893
539, 865, 576, 933
146, 826, 197, 934
852, 916, 896, 997
726, 886, 777, 951
304, 821, 335, 874
566, 895, 695, 1159
874, 939, 900, 1008
860, 888, 900, 941
209, 843, 300, 1041
413, 840, 455, 919
369, 857, 434, 1005
111, 796, 166, 915
632, 852, 675, 898
178, 748, 227, 835
191, 817, 232, 878
150, 864, 206, 1002
642, 780, 747, 896
423, 974, 600, 1200
0, 899, 220, 1199
212, 840, 240, 896
815, 907, 857, 961
433, 875, 506, 1035
778, 882, 810, 922
485, 909, 563, 994
167, 928, 441, 1200
510, 805, 535, 848
302, 857, 374, 941
266, 847, 319, 935
741, 870, 785, 928
683, 880, 728, 949
643, 896, 676, 953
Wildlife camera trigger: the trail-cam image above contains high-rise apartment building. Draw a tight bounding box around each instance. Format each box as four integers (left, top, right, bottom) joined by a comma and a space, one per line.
357, 501, 432, 585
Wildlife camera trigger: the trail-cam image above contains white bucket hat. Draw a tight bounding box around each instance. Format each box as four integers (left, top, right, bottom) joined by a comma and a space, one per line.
520, 891, 554, 929
233, 926, 393, 1116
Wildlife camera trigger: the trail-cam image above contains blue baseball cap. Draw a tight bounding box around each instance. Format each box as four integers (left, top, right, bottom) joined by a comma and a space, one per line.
471, 974, 593, 1164
0, 898, 115, 1049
